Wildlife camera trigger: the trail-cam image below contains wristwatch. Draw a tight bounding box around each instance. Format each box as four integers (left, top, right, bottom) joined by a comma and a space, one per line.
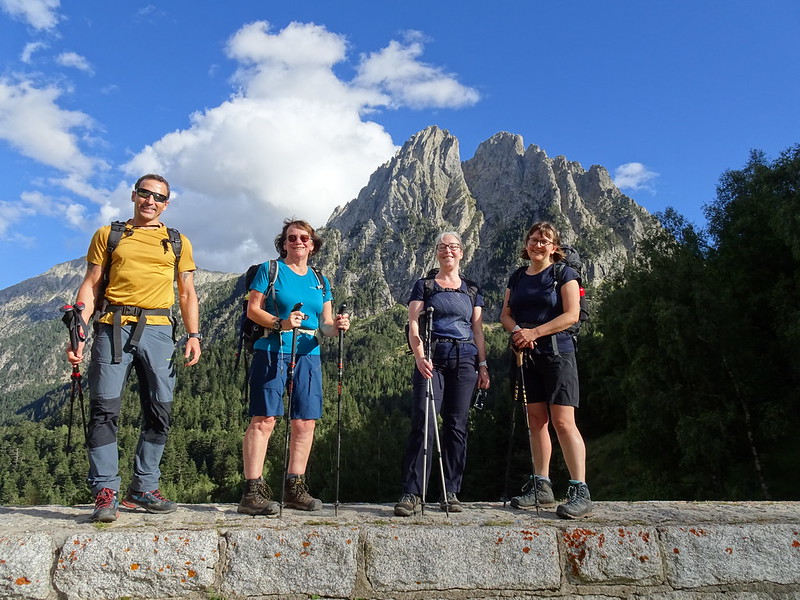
188, 333, 202, 341
271, 319, 283, 332
511, 325, 522, 333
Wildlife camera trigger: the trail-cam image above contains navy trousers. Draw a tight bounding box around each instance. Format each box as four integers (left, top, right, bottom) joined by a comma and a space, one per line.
400, 355, 478, 497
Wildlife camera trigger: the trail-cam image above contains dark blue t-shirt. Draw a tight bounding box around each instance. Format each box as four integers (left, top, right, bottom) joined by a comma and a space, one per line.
408, 278, 484, 360
507, 264, 578, 355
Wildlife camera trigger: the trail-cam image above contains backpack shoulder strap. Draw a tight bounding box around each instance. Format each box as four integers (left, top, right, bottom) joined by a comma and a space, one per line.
508, 266, 527, 290
422, 276, 437, 304
166, 227, 182, 281
462, 277, 479, 306
107, 221, 127, 256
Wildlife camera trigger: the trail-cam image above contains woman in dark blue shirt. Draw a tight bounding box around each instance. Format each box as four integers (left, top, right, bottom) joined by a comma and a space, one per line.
394, 232, 490, 516
500, 221, 593, 519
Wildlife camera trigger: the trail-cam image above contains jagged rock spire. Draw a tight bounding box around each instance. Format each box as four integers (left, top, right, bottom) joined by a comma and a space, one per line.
316, 127, 657, 317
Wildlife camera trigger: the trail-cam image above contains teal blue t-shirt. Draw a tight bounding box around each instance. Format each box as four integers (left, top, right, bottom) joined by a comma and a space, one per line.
250, 260, 332, 355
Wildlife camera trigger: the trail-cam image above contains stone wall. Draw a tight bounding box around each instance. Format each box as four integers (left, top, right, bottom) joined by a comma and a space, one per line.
1, 501, 798, 599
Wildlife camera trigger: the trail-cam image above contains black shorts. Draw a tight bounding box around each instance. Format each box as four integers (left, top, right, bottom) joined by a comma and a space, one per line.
517, 351, 579, 408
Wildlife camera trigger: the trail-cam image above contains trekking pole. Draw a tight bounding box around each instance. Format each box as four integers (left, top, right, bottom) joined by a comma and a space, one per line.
280, 302, 303, 517
334, 303, 346, 517
420, 307, 449, 517
514, 346, 539, 515
60, 303, 89, 452
501, 368, 518, 506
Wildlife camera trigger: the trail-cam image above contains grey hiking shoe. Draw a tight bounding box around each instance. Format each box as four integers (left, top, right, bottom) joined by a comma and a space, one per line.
440, 491, 463, 513
556, 481, 593, 519
90, 488, 119, 523
394, 492, 420, 517
238, 478, 280, 516
283, 474, 322, 511
510, 476, 556, 508
121, 488, 177, 514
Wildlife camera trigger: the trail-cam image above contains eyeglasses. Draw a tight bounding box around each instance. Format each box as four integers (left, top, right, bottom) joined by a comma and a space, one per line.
437, 243, 461, 252
135, 188, 168, 203
287, 234, 310, 243
527, 238, 554, 247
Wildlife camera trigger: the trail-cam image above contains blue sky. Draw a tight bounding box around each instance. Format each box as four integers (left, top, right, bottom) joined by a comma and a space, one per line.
1, 1, 798, 290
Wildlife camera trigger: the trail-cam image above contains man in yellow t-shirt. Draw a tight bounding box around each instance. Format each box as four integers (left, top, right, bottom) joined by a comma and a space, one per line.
66, 173, 201, 523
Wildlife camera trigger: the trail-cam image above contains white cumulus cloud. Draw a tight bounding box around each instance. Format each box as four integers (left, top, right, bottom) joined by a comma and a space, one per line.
21, 42, 47, 64
122, 21, 479, 274
0, 77, 105, 175
56, 52, 94, 74
355, 32, 481, 109
0, 0, 60, 30
613, 162, 659, 193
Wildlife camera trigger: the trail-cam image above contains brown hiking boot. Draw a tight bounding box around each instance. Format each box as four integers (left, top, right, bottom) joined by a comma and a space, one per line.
283, 474, 322, 511
238, 478, 280, 516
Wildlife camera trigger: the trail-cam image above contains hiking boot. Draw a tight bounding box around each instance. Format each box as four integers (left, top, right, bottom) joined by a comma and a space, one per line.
237, 478, 280, 516
510, 476, 556, 509
394, 492, 421, 517
283, 474, 322, 511
121, 488, 177, 514
556, 481, 593, 519
440, 491, 464, 513
90, 488, 119, 523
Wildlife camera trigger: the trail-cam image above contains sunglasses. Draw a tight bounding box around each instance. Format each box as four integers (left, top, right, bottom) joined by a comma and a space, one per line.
287, 234, 310, 243
135, 188, 168, 203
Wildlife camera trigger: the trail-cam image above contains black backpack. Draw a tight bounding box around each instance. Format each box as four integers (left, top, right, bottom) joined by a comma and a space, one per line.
235, 260, 325, 369
96, 220, 182, 319
405, 269, 480, 354
508, 244, 589, 338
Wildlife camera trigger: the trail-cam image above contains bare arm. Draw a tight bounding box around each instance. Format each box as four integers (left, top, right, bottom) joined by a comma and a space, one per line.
408, 299, 432, 378
471, 306, 490, 389
318, 301, 350, 337
176, 270, 201, 366
65, 263, 103, 365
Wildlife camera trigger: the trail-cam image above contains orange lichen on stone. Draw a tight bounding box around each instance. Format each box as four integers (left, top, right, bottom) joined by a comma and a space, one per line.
725, 548, 734, 555
274, 552, 282, 558
689, 528, 707, 537
302, 541, 311, 548
256, 534, 262, 541
496, 537, 504, 545
187, 569, 196, 578
522, 547, 530, 554
15, 577, 31, 585
673, 548, 680, 554
130, 563, 140, 570
346, 539, 352, 544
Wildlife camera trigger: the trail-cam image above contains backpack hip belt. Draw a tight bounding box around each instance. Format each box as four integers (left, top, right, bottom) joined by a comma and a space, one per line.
105, 304, 173, 363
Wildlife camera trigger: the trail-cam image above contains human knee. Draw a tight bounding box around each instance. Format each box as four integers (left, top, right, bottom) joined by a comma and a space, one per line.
248, 417, 276, 435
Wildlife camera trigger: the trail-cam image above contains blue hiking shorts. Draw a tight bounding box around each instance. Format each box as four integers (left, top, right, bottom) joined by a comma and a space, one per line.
248, 351, 323, 420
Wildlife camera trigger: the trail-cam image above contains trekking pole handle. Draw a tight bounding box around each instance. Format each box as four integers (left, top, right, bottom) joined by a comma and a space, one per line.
514, 346, 524, 368
289, 302, 306, 323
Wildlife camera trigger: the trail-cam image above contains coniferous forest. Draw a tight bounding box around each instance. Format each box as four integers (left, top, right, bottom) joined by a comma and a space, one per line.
0, 147, 798, 505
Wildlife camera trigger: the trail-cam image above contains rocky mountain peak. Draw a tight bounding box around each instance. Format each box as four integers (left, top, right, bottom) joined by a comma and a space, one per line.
317, 127, 657, 317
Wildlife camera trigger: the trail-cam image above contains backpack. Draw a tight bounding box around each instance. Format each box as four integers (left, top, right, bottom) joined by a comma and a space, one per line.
405, 269, 480, 354
508, 243, 588, 337
234, 260, 326, 369
95, 220, 182, 319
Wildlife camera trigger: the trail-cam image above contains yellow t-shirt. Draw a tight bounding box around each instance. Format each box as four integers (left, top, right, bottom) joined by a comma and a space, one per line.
87, 223, 196, 326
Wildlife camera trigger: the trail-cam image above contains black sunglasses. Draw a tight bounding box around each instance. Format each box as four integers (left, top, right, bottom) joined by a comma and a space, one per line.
135, 188, 168, 203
